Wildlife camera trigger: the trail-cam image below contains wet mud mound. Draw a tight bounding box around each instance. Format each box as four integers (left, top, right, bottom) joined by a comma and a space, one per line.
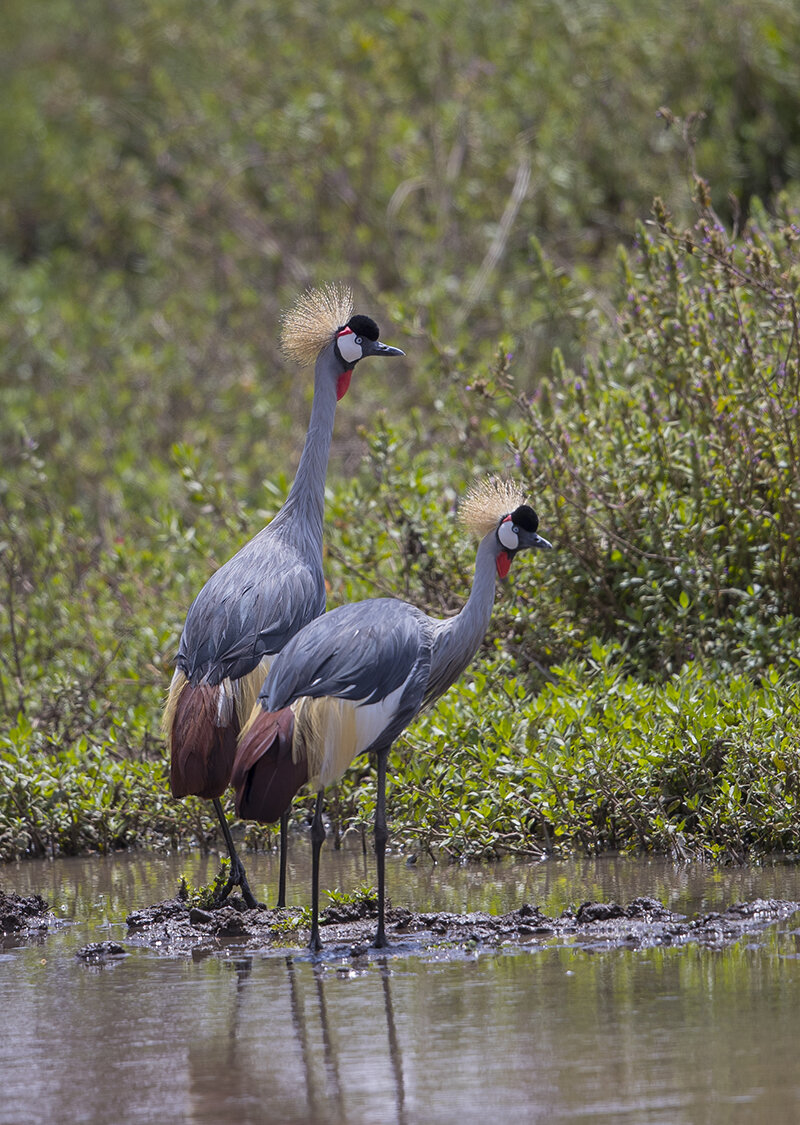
124, 894, 800, 960
0, 889, 54, 945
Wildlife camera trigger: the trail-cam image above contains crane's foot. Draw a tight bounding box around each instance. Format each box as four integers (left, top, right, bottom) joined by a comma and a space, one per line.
213, 858, 262, 910
308, 929, 323, 954
371, 927, 390, 950
239, 879, 261, 911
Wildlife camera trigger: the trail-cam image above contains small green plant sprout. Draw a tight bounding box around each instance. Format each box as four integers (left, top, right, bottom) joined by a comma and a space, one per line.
176, 863, 231, 910
268, 910, 310, 941
295, 905, 313, 930
326, 884, 379, 909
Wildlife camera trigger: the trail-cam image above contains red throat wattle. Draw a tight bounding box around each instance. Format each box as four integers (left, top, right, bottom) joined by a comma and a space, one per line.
336, 370, 352, 400
496, 550, 511, 579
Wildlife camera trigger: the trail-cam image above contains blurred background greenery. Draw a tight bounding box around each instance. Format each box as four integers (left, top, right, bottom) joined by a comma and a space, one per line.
2, 0, 800, 865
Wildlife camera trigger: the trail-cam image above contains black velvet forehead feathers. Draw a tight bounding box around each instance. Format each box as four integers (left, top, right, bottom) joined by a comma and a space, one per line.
346, 314, 380, 340
509, 504, 539, 532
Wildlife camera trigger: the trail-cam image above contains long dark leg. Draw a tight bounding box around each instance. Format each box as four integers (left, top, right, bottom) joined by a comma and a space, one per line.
372, 746, 390, 949
211, 796, 259, 909
308, 792, 325, 953
276, 809, 289, 908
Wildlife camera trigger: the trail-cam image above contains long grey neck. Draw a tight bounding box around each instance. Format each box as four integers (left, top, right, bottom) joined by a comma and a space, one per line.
270, 345, 340, 553
426, 532, 499, 702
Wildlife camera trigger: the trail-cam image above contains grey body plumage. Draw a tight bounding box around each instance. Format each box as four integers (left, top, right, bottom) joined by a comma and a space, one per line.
178, 535, 325, 686
233, 485, 552, 947
163, 286, 404, 908
266, 599, 430, 709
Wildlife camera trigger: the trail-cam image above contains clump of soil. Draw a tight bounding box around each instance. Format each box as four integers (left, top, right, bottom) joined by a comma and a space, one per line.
124, 894, 800, 960
0, 889, 53, 942
75, 941, 128, 963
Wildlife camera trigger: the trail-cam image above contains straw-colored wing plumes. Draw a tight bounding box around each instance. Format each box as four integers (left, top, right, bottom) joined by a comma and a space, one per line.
280, 283, 354, 366
460, 476, 526, 537
294, 695, 358, 790
161, 669, 188, 747
233, 658, 273, 728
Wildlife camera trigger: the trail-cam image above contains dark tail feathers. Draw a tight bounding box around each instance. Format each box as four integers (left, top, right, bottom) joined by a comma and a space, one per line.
233, 707, 309, 823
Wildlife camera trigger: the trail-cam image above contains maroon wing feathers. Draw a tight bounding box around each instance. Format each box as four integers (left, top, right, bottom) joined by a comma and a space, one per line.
170, 683, 239, 800
232, 708, 308, 823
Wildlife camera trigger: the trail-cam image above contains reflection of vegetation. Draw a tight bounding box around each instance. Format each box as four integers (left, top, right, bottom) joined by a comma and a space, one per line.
2, 1, 800, 862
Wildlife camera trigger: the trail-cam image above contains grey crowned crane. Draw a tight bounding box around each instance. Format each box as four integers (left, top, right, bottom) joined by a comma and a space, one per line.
162, 284, 404, 908
232, 478, 552, 949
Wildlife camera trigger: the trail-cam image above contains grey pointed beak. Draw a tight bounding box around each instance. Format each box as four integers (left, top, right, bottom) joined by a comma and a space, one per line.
363, 339, 405, 359
518, 530, 553, 552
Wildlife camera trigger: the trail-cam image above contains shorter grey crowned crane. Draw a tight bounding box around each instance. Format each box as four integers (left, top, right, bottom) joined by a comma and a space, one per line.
232, 478, 552, 949
163, 284, 404, 908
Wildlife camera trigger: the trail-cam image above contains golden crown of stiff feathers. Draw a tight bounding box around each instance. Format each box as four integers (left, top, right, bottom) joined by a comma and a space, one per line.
460, 476, 525, 537
280, 283, 355, 366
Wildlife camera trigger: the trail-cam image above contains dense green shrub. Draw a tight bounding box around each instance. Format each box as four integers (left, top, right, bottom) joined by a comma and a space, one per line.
4, 191, 800, 861
391, 647, 800, 862
4, 0, 800, 527
505, 188, 800, 674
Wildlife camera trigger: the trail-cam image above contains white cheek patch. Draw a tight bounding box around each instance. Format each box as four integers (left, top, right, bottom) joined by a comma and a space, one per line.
337, 330, 363, 365
498, 518, 519, 550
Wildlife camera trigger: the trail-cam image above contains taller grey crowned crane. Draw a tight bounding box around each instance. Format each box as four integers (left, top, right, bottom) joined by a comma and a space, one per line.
163, 284, 404, 908
232, 478, 552, 949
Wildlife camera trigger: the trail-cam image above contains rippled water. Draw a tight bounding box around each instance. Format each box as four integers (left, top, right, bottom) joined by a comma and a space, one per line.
3, 847, 800, 1124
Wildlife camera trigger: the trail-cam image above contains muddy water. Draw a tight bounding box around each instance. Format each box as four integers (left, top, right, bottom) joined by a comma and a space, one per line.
3, 848, 800, 1124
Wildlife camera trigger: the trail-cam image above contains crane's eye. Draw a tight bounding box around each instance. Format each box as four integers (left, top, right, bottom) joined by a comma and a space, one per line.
355, 337, 363, 345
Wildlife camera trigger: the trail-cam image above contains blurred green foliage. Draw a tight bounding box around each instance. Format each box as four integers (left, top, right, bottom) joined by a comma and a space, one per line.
2, 0, 800, 864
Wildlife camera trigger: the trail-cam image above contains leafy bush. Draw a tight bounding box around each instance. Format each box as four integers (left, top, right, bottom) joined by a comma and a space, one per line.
0, 713, 217, 861
504, 183, 800, 674
339, 646, 800, 863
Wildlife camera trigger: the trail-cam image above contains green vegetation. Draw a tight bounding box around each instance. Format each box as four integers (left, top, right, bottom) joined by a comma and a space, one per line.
177, 863, 231, 910
2, 0, 800, 865
325, 884, 379, 911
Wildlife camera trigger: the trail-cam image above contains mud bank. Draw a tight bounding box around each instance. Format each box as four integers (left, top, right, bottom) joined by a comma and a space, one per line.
124, 895, 800, 960
0, 889, 54, 945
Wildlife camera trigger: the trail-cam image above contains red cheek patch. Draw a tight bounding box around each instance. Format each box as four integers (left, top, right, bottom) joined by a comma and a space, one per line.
337, 370, 352, 400
496, 550, 511, 578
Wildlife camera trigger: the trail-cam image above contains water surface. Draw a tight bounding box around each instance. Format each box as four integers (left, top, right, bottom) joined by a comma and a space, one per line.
3, 848, 800, 1124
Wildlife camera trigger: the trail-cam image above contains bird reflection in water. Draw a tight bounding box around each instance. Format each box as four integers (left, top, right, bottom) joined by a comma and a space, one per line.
186, 951, 407, 1122
285, 954, 407, 1125
378, 957, 407, 1125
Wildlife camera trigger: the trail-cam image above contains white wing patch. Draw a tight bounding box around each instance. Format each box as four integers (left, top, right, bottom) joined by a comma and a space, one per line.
351, 680, 407, 767
216, 677, 236, 726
